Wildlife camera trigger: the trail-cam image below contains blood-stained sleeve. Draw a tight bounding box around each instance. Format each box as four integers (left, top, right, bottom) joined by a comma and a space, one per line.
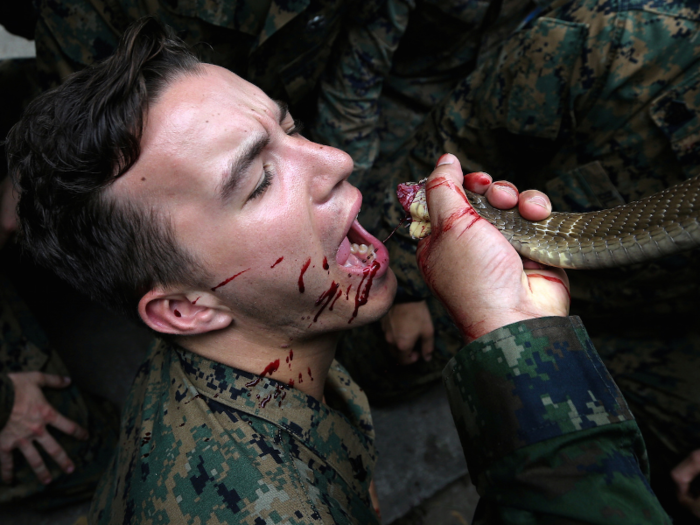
443, 316, 671, 524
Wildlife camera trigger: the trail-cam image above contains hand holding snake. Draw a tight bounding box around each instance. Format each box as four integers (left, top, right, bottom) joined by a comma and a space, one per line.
410, 154, 570, 343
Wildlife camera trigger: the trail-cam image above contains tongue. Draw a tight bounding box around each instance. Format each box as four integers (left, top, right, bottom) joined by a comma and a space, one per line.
336, 237, 351, 266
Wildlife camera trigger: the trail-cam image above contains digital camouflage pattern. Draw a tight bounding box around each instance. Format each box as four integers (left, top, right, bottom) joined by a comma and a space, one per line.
34, 0, 388, 113
90, 340, 379, 524
0, 271, 119, 509
444, 316, 671, 524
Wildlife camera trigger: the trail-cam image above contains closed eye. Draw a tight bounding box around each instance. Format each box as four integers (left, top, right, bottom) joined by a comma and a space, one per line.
248, 166, 273, 201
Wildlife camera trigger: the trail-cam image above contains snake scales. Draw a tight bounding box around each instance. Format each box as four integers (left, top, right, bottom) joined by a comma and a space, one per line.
396, 175, 700, 270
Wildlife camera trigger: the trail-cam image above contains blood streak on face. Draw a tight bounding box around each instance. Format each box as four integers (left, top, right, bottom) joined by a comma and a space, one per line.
211, 268, 251, 291
349, 261, 381, 323
323, 257, 329, 270
191, 296, 201, 305
313, 281, 340, 322
329, 289, 343, 311
307, 367, 314, 381
298, 372, 303, 384
298, 258, 311, 293
271, 257, 284, 268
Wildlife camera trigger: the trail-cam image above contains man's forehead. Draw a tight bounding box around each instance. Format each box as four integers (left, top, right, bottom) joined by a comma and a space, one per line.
142, 65, 281, 143
114, 65, 283, 199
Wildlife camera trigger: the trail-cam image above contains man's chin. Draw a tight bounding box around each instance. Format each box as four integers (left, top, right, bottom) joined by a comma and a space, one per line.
349, 269, 397, 327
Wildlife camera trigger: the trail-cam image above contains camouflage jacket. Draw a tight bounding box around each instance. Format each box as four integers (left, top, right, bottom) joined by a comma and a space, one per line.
444, 316, 671, 523
36, 0, 384, 104
89, 340, 379, 524
384, 0, 700, 319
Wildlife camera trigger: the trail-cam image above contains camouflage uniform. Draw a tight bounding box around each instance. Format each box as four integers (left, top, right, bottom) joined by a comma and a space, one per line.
354, 0, 700, 519
0, 271, 120, 509
89, 340, 380, 524
445, 315, 671, 523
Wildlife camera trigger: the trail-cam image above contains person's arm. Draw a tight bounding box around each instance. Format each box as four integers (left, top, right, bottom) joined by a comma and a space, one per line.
421, 154, 671, 523
310, 0, 411, 177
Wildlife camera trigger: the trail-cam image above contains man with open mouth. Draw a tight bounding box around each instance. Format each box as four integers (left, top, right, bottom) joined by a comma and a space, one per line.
7, 18, 670, 525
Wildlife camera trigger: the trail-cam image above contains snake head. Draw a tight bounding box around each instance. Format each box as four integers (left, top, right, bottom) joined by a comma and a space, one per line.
397, 179, 432, 239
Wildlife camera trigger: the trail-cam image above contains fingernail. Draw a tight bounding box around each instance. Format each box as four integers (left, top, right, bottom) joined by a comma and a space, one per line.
436, 154, 454, 167
527, 196, 549, 208
494, 183, 517, 198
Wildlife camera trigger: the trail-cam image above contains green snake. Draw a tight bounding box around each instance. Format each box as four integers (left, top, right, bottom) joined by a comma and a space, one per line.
396, 176, 700, 270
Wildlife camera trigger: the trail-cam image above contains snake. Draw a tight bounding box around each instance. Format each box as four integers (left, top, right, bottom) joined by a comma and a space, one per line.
396, 175, 700, 270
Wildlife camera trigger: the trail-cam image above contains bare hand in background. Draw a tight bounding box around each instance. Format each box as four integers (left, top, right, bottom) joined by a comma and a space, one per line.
381, 300, 435, 364
0, 372, 89, 485
672, 449, 700, 517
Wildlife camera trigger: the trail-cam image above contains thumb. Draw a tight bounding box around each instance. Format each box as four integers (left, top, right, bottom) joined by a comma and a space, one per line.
423, 154, 481, 238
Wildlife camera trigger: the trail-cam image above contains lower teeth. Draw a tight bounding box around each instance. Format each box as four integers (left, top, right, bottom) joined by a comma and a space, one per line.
345, 243, 376, 267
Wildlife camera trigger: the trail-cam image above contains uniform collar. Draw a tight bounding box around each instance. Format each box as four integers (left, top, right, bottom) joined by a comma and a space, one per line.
173, 343, 376, 495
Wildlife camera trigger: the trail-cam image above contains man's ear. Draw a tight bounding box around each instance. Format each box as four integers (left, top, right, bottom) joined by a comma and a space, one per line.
138, 289, 233, 335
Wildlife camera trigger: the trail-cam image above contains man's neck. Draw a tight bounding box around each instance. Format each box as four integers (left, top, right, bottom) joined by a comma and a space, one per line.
177, 330, 339, 401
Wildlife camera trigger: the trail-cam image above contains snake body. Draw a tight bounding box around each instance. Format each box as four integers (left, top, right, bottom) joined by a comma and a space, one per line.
397, 175, 700, 270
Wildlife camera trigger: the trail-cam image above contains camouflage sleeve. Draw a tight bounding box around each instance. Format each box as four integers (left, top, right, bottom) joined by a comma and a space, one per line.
443, 316, 672, 524
0, 373, 14, 429
310, 0, 411, 178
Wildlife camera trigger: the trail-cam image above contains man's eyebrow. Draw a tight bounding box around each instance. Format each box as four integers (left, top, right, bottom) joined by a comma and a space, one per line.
219, 133, 270, 202
275, 100, 288, 125
218, 101, 288, 202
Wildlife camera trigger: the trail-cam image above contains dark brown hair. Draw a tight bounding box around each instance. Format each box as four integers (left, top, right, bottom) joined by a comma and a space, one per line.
8, 17, 210, 321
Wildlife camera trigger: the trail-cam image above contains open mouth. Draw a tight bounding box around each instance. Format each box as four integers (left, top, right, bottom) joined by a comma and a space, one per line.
336, 220, 384, 269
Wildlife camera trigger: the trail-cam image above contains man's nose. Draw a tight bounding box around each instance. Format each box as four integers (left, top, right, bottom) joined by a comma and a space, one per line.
305, 141, 354, 202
